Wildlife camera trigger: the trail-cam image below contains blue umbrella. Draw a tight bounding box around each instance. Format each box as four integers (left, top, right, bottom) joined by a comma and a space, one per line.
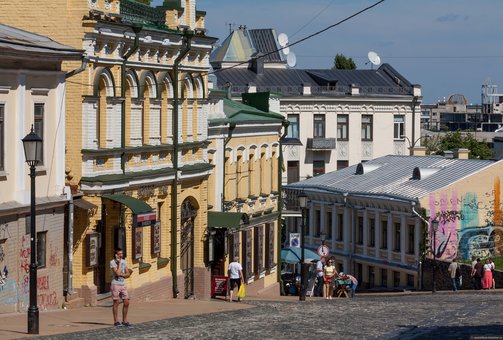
281, 247, 320, 264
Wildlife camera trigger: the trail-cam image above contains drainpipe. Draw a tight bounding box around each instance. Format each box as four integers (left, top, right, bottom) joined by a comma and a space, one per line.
121, 24, 142, 173
411, 201, 429, 291
171, 29, 193, 298
277, 120, 289, 294
221, 122, 236, 212
65, 58, 88, 79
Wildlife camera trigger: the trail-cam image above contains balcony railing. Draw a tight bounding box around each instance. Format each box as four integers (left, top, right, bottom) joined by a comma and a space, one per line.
306, 138, 336, 150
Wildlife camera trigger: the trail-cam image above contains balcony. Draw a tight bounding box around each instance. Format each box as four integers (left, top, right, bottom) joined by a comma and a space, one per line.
306, 138, 336, 150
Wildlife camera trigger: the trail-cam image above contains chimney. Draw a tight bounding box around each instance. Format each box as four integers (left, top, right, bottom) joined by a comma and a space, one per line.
351, 84, 360, 95
248, 53, 264, 75
247, 82, 256, 93
302, 83, 311, 96
444, 150, 454, 159
409, 146, 426, 156
453, 148, 470, 159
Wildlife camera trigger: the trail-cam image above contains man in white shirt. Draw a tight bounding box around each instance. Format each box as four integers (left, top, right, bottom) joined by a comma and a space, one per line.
228, 257, 244, 302
314, 257, 326, 297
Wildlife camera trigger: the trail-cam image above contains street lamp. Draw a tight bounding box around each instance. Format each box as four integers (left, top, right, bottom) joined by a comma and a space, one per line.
298, 192, 308, 301
22, 126, 42, 334
431, 219, 439, 293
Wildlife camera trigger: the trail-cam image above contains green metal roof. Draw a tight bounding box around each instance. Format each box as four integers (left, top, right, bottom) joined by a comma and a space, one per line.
102, 194, 153, 214
208, 211, 246, 230
222, 98, 284, 122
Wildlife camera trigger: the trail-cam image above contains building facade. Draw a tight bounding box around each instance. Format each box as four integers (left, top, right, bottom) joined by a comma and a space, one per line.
210, 26, 422, 184
285, 154, 503, 290
0, 24, 82, 313
0, 0, 217, 305
207, 90, 285, 296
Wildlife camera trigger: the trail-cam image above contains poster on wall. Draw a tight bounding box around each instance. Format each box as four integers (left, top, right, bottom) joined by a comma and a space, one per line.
134, 227, 143, 260
151, 221, 161, 256
86, 233, 99, 267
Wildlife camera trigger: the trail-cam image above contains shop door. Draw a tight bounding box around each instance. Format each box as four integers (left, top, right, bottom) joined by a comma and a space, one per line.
210, 229, 227, 276
94, 204, 108, 294
180, 199, 197, 299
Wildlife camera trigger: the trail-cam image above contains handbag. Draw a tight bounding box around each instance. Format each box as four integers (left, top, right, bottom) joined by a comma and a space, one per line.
237, 284, 246, 299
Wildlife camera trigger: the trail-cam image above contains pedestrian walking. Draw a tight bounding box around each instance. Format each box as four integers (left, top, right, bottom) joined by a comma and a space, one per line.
228, 257, 244, 302
447, 259, 460, 291
471, 258, 483, 290
110, 248, 131, 327
314, 256, 326, 297
482, 259, 493, 289
490, 258, 496, 289
323, 258, 337, 299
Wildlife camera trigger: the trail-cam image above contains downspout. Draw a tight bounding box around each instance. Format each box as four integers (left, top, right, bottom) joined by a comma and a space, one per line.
411, 201, 429, 291
221, 122, 236, 212
121, 24, 142, 173
277, 120, 289, 295
171, 29, 193, 298
64, 58, 87, 296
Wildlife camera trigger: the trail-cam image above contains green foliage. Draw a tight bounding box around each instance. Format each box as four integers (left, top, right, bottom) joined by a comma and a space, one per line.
423, 131, 494, 160
332, 54, 356, 70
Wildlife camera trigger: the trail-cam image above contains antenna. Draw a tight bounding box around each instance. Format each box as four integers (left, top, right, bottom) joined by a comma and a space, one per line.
367, 51, 381, 69
287, 52, 297, 68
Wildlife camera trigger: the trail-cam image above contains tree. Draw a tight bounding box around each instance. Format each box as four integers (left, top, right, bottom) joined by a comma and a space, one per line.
423, 131, 494, 160
332, 54, 356, 70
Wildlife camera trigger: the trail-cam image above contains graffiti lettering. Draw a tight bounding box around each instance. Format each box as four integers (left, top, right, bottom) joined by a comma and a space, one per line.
37, 276, 49, 291
38, 291, 58, 309
0, 244, 4, 262
435, 210, 464, 224
49, 243, 59, 267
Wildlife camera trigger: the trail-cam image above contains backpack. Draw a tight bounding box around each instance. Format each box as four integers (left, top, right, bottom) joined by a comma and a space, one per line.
455, 264, 462, 278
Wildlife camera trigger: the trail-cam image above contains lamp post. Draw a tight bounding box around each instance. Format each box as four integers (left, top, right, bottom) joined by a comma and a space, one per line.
431, 219, 439, 293
22, 127, 42, 334
298, 192, 308, 301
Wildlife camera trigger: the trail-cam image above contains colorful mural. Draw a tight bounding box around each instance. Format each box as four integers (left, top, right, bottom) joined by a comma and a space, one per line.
429, 177, 503, 261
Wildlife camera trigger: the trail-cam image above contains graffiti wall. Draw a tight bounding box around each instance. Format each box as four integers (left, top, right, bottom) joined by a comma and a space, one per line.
0, 210, 65, 314
426, 176, 503, 261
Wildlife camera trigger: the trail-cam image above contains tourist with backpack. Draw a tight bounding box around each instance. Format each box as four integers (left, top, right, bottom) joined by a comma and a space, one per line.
448, 258, 461, 291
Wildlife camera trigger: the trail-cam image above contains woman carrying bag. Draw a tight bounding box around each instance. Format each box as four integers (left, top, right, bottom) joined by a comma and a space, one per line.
323, 258, 338, 299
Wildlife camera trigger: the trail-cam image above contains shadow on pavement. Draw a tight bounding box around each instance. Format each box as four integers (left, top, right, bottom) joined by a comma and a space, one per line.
392, 323, 503, 339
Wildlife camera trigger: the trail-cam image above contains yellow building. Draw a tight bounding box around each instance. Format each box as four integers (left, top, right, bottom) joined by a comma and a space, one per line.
207, 90, 287, 296
0, 0, 217, 304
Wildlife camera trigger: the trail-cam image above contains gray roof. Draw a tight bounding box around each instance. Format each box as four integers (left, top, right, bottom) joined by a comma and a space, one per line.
0, 23, 83, 58
213, 64, 416, 97
286, 155, 497, 202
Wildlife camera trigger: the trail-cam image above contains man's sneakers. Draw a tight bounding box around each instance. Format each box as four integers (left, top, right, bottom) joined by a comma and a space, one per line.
114, 322, 123, 327
114, 321, 131, 327
122, 322, 131, 327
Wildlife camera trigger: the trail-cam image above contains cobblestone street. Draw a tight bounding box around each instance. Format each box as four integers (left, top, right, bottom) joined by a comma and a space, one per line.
29, 291, 503, 340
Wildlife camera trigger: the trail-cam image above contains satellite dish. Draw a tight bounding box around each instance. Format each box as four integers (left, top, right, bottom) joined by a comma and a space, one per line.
367, 51, 381, 67
278, 33, 289, 47
287, 52, 297, 68
282, 46, 290, 56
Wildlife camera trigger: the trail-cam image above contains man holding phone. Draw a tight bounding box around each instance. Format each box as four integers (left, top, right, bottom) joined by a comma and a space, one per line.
110, 248, 131, 326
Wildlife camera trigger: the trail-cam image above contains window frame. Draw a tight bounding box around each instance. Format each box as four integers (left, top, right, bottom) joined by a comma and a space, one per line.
313, 114, 325, 138
287, 114, 299, 139
394, 222, 401, 252
361, 114, 373, 141
37, 231, 47, 269
407, 224, 415, 255
337, 114, 349, 141
368, 218, 375, 247
381, 220, 388, 249
312, 160, 325, 177
34, 103, 45, 165
393, 115, 405, 140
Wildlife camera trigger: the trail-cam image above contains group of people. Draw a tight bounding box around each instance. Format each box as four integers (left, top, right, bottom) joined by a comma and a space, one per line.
471, 257, 496, 290
314, 256, 357, 299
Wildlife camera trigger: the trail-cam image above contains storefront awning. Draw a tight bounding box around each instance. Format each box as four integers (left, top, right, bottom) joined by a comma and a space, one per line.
73, 198, 98, 210
102, 194, 153, 214
208, 212, 247, 230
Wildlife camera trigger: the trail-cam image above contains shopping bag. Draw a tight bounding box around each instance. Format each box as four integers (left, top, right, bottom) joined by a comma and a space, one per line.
237, 284, 246, 299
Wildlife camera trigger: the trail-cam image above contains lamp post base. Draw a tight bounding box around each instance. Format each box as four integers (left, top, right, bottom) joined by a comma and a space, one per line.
299, 263, 309, 301
27, 307, 39, 334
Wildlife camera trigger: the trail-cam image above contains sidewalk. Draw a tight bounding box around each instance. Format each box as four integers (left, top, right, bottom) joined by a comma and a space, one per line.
0, 298, 251, 339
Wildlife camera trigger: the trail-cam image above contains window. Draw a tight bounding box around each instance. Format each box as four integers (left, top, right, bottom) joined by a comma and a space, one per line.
314, 210, 321, 237
361, 115, 373, 141
37, 231, 47, 268
393, 115, 405, 139
381, 220, 387, 249
34, 103, 44, 165
408, 225, 415, 254
357, 216, 363, 244
407, 274, 415, 287
368, 266, 375, 288
337, 160, 348, 170
325, 211, 332, 240
394, 222, 401, 251
0, 104, 3, 171
368, 218, 375, 247
313, 114, 325, 138
287, 114, 299, 139
337, 214, 343, 241
381, 268, 388, 287
236, 155, 242, 199
313, 160, 325, 176
393, 271, 400, 287
248, 153, 255, 196
337, 115, 348, 140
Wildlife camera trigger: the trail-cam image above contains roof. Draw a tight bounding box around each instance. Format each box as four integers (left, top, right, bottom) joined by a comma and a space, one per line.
209, 97, 284, 124
286, 155, 497, 202
248, 29, 284, 63
0, 23, 83, 59
102, 194, 153, 214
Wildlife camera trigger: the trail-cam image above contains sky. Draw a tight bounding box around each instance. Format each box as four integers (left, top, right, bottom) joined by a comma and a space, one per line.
153, 0, 503, 105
